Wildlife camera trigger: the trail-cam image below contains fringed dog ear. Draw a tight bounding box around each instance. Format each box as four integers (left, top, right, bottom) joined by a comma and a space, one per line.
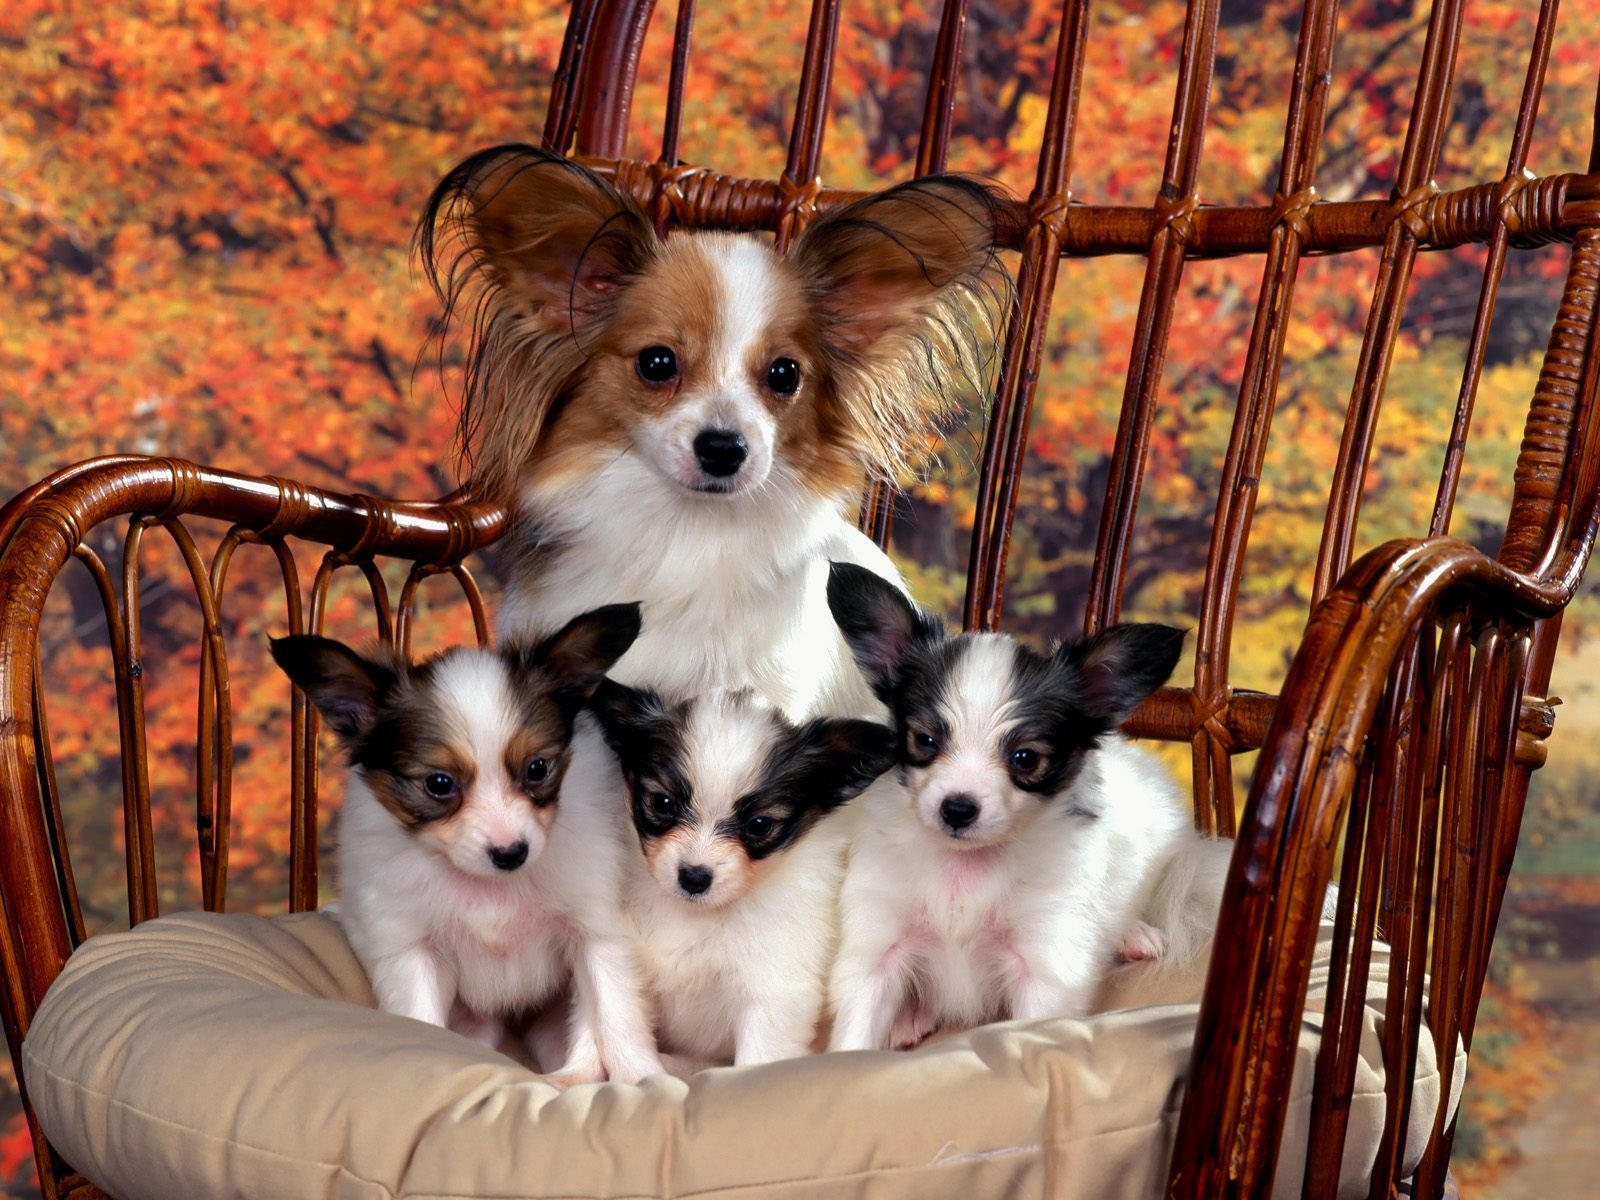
416, 145, 657, 503
783, 718, 898, 812
269, 635, 399, 745
515, 602, 644, 703
789, 175, 1012, 480
826, 561, 944, 701
1055, 624, 1186, 730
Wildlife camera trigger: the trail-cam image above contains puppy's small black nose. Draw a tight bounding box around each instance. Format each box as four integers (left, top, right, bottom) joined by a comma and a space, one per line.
939, 795, 980, 833
693, 429, 747, 478
678, 864, 713, 895
488, 841, 529, 872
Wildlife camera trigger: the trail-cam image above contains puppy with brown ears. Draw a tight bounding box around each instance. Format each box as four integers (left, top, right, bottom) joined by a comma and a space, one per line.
588, 686, 895, 1067
418, 147, 1010, 721
270, 605, 662, 1085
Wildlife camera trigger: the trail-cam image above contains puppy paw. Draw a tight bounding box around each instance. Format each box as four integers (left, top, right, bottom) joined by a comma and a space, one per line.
890, 1001, 935, 1051
1115, 920, 1168, 964
602, 1048, 665, 1086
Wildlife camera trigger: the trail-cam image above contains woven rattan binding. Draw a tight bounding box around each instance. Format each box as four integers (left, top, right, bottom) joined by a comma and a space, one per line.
3, 2, 1598, 1197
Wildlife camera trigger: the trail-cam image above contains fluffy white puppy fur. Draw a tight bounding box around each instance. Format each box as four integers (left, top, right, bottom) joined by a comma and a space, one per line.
271, 607, 661, 1085
823, 563, 1231, 1050
590, 685, 894, 1067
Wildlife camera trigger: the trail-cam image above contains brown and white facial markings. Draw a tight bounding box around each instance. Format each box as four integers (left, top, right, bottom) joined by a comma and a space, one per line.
827, 562, 1186, 848
270, 603, 641, 879
588, 234, 822, 498
353, 650, 572, 876
590, 686, 895, 909
417, 146, 1010, 506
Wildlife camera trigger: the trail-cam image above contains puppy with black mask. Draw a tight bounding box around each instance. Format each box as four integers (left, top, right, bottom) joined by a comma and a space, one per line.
590, 685, 895, 1067
824, 563, 1230, 1051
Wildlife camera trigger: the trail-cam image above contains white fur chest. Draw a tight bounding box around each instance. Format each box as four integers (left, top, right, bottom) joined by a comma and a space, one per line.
498, 457, 892, 719
624, 868, 750, 1060
896, 843, 1037, 1026
433, 875, 573, 1014
622, 823, 846, 1062
337, 780, 578, 1019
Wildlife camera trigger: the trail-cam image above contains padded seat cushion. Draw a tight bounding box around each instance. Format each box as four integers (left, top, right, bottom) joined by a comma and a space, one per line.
23, 910, 1462, 1200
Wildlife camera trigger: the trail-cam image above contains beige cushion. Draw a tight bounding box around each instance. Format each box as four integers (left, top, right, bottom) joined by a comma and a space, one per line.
23, 910, 1463, 1199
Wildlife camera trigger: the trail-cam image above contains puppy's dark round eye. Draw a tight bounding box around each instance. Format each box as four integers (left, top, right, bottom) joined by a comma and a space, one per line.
1009, 748, 1040, 773
524, 757, 549, 787
649, 793, 679, 819
766, 357, 800, 396
424, 772, 456, 799
636, 345, 678, 385
744, 814, 776, 841
912, 731, 939, 755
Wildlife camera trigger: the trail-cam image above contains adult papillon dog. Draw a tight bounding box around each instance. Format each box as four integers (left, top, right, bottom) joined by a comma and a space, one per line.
418, 147, 1009, 719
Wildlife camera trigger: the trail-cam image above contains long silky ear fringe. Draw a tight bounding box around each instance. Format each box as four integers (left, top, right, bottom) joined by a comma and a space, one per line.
806, 176, 1016, 486
415, 154, 1011, 501
412, 145, 645, 504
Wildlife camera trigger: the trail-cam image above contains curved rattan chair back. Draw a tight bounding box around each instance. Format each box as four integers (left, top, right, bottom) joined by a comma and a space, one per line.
2, 2, 1599, 1197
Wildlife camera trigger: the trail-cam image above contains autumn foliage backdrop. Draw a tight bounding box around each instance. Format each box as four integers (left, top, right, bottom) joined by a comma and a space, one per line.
4, 1, 1600, 1194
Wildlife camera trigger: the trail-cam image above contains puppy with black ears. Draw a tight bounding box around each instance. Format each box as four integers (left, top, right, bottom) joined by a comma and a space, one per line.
824, 562, 1219, 1052
589, 685, 895, 1067
270, 605, 662, 1086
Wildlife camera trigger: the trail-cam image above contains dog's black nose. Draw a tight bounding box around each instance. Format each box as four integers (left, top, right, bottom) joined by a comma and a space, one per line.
939, 795, 980, 833
693, 429, 747, 478
488, 841, 529, 872
678, 864, 713, 895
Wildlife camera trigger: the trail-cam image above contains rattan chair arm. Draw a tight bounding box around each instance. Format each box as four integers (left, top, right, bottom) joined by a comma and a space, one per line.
1165, 534, 1559, 1198
0, 456, 505, 568
0, 456, 507, 1023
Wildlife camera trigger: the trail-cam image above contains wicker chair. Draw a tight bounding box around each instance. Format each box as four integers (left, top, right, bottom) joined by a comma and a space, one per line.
3, 1, 1598, 1196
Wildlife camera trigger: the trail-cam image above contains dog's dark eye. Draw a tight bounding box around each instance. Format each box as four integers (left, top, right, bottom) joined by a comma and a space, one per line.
523, 757, 549, 788
911, 730, 939, 757
744, 814, 777, 841
636, 345, 678, 385
1009, 748, 1041, 773
649, 793, 680, 819
423, 772, 457, 799
766, 357, 800, 396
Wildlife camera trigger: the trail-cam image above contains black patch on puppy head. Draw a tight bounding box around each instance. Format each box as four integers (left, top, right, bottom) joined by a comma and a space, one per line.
588, 679, 696, 842
344, 655, 476, 827
987, 639, 1104, 797
721, 715, 897, 860
271, 639, 469, 829
987, 624, 1184, 805
827, 561, 946, 702
889, 636, 1101, 798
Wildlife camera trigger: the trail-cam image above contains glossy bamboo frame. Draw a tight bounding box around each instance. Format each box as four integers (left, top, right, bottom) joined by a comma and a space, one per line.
3, 1, 1598, 1197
